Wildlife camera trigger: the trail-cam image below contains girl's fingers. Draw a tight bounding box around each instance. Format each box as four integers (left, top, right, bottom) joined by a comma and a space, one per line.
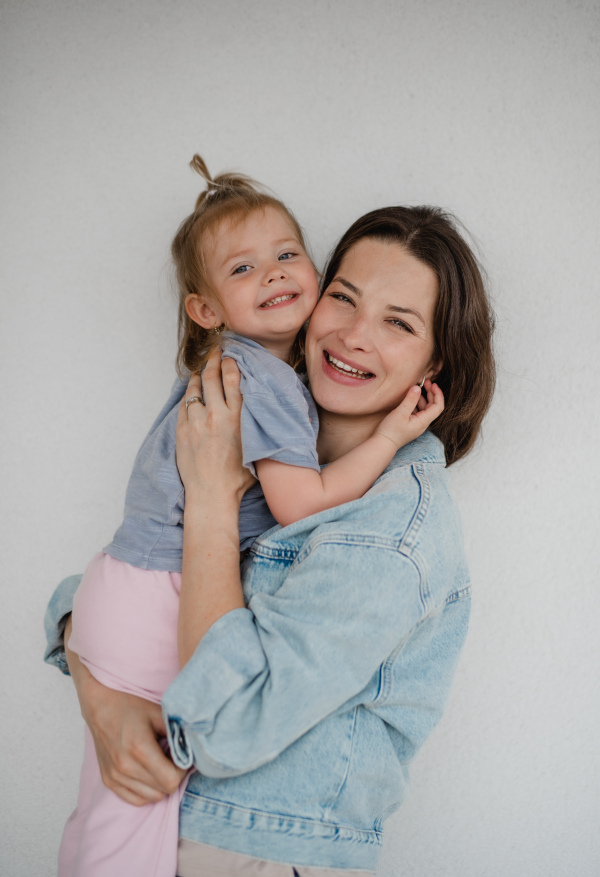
413, 382, 444, 426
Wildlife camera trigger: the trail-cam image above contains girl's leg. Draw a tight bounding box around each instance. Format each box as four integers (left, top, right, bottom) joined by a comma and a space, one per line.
59, 553, 185, 877
59, 727, 186, 877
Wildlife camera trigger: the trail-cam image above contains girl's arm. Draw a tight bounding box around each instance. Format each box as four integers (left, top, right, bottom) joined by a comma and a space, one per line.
256, 381, 444, 527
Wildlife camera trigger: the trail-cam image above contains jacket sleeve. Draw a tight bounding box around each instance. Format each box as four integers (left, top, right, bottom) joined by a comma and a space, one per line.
162, 538, 432, 777
43, 574, 83, 674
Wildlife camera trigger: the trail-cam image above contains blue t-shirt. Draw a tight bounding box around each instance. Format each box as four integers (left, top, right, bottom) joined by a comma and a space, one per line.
104, 333, 320, 572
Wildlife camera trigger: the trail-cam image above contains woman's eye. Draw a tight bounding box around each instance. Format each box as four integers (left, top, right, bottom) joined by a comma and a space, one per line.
329, 292, 353, 305
388, 318, 413, 333
233, 264, 251, 275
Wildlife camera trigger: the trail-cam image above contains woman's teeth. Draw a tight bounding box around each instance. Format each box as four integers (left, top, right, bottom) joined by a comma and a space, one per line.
261, 294, 296, 308
326, 353, 372, 378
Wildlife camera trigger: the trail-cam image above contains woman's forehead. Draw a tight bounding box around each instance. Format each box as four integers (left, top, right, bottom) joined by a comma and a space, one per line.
336, 237, 438, 314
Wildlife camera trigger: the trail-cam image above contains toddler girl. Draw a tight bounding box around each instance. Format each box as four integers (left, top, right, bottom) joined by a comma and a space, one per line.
59, 155, 443, 877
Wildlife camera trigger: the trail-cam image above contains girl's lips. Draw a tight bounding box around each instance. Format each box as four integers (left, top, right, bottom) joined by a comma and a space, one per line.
259, 292, 299, 309
321, 350, 375, 384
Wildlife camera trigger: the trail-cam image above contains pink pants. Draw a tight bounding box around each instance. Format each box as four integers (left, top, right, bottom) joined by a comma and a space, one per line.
58, 552, 188, 877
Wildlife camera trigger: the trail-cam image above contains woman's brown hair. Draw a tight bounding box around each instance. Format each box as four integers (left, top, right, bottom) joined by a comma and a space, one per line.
173, 155, 309, 376
320, 206, 495, 465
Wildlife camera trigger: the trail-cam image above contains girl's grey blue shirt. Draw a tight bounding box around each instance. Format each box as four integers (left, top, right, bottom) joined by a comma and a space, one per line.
104, 332, 319, 569
44, 431, 471, 872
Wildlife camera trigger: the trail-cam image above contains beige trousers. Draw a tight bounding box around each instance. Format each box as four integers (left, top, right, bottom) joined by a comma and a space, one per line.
177, 839, 375, 877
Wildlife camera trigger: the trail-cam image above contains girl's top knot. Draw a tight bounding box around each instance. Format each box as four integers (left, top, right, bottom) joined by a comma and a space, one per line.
190, 153, 265, 210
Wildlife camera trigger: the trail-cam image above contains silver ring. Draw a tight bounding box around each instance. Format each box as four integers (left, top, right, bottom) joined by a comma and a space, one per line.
185, 395, 204, 410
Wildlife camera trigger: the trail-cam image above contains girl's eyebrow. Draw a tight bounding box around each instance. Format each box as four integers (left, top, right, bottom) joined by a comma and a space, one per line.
221, 238, 299, 267
333, 276, 425, 324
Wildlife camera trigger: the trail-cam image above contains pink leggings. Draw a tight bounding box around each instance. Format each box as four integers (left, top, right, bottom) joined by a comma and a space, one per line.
59, 552, 188, 877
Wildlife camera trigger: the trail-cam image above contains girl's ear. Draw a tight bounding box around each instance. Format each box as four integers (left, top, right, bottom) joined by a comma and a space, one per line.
185, 294, 224, 329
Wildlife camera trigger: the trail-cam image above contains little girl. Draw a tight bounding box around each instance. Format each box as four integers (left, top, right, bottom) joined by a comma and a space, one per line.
59, 155, 443, 877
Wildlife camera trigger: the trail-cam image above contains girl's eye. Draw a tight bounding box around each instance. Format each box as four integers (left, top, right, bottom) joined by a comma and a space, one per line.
233, 264, 251, 275
278, 251, 296, 261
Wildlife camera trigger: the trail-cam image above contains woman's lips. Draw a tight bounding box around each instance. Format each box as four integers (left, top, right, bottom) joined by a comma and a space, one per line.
322, 350, 375, 383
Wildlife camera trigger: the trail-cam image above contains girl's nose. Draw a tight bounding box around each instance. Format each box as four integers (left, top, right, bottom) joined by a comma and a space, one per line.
266, 261, 287, 283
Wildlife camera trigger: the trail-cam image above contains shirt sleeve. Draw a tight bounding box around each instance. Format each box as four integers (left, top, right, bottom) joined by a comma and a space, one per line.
162, 539, 434, 777
222, 341, 320, 477
43, 574, 82, 674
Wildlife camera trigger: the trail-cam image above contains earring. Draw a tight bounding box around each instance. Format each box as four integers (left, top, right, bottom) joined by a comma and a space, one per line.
419, 377, 426, 389
212, 324, 224, 335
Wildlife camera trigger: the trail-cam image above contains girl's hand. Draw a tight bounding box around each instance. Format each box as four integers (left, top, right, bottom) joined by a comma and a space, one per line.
64, 617, 186, 805
375, 379, 444, 449
176, 350, 255, 504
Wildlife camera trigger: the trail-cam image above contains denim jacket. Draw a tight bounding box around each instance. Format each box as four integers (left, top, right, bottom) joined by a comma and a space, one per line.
44, 431, 471, 872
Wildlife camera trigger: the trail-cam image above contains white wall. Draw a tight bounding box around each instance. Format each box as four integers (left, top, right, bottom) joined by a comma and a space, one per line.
2, 1, 599, 874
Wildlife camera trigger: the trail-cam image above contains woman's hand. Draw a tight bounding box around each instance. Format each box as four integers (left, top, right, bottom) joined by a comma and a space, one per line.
176, 350, 255, 504
176, 350, 253, 666
65, 617, 186, 806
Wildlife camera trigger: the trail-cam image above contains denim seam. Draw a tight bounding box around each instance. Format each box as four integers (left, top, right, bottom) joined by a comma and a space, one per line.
445, 584, 472, 605
321, 707, 358, 820
180, 792, 383, 842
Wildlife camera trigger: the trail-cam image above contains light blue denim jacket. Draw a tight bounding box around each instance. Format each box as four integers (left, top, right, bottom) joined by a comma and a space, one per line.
44, 431, 470, 872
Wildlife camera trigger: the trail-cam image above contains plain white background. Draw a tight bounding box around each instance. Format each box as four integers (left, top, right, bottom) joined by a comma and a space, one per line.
2, 1, 599, 874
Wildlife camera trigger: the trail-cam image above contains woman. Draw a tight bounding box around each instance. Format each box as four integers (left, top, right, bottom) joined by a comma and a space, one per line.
45, 205, 495, 875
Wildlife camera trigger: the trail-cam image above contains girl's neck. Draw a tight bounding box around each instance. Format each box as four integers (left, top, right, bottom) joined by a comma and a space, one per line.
263, 339, 294, 362
315, 408, 387, 464
240, 334, 293, 363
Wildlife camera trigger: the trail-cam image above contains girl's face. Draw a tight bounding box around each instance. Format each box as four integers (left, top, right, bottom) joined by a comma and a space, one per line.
201, 207, 319, 360
305, 237, 441, 419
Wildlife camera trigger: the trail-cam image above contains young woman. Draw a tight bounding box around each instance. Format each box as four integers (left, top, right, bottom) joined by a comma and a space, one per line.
45, 205, 495, 876
53, 157, 441, 877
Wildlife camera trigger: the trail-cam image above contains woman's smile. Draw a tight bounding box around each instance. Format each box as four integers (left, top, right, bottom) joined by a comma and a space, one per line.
322, 350, 375, 381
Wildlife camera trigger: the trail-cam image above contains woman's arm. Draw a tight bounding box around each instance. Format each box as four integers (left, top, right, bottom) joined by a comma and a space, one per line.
175, 352, 255, 666
169, 352, 467, 779
256, 380, 443, 526
63, 616, 186, 805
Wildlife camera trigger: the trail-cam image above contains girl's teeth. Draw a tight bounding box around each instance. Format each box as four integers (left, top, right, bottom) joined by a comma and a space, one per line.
327, 354, 370, 377
262, 294, 295, 307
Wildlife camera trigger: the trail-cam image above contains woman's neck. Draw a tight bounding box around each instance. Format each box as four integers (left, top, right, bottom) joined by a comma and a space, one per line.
316, 408, 387, 464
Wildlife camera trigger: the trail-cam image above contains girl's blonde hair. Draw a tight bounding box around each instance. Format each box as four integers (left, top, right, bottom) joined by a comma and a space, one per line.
173, 155, 309, 376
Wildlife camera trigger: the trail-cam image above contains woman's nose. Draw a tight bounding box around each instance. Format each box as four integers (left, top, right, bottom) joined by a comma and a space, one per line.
337, 315, 373, 351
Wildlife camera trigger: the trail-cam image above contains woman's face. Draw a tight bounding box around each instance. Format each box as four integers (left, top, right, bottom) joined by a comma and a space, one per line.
305, 237, 440, 419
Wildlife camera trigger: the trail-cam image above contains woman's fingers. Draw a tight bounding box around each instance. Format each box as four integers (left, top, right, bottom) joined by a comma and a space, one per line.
220, 356, 243, 416
200, 348, 226, 410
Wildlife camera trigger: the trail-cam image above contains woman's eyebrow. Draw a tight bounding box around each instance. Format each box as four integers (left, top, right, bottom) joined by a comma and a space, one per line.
335, 276, 425, 324
334, 277, 361, 295
387, 305, 425, 324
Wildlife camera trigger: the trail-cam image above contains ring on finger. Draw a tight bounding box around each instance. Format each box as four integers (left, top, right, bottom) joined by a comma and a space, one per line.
185, 395, 204, 410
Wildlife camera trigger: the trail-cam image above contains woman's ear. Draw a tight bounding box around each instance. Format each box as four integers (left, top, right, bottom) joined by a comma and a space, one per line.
426, 358, 443, 382
185, 294, 224, 329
